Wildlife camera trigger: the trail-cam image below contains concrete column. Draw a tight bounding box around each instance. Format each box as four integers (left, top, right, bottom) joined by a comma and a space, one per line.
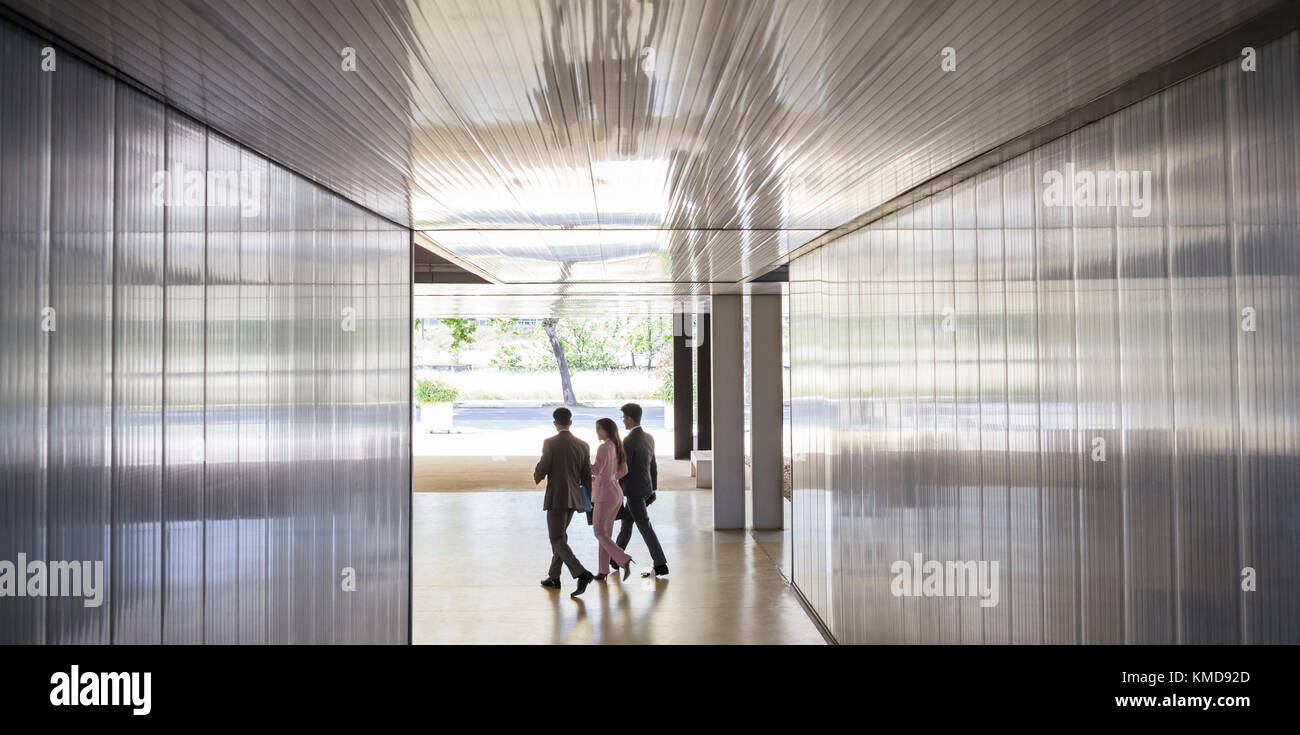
672, 312, 693, 459
750, 293, 783, 529
710, 295, 744, 529
696, 313, 711, 451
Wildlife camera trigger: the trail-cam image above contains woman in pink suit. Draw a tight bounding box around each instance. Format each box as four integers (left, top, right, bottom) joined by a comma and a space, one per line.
591, 417, 635, 580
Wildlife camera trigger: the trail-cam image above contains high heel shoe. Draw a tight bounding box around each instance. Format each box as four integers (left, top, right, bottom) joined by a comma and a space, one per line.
621, 559, 635, 581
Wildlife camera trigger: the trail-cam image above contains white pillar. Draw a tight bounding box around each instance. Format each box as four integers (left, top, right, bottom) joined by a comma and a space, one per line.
710, 294, 745, 529
749, 293, 783, 529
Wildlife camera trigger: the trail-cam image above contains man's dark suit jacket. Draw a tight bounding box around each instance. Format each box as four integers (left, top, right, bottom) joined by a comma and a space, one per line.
533, 430, 592, 511
619, 426, 657, 499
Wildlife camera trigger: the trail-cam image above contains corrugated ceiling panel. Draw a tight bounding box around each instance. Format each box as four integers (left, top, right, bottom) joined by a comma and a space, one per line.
0, 0, 1281, 285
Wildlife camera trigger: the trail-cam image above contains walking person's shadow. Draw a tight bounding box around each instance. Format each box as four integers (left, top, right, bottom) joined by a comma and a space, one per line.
548, 584, 589, 645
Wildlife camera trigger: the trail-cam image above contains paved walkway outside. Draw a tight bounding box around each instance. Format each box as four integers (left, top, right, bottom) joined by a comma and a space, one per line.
415, 453, 697, 492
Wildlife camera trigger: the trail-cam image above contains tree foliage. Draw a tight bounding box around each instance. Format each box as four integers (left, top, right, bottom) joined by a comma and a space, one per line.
653, 341, 674, 402
420, 316, 676, 405
439, 318, 479, 349
414, 377, 458, 405
615, 316, 672, 368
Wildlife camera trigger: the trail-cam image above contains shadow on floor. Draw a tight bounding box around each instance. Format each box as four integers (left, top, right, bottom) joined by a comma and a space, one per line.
412, 489, 822, 644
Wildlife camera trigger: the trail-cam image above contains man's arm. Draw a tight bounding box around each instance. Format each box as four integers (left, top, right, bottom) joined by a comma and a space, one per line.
580, 443, 593, 491
649, 440, 658, 491
625, 436, 643, 479
533, 439, 552, 485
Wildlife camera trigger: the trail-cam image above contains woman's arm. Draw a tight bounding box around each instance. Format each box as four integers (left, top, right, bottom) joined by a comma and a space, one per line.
592, 442, 609, 476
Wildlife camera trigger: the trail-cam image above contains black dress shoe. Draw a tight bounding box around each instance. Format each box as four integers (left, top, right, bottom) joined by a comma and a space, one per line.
540, 577, 561, 589
640, 564, 669, 578
570, 572, 594, 597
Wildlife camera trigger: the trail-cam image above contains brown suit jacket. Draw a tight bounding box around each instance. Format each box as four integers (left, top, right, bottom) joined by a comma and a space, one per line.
533, 430, 593, 511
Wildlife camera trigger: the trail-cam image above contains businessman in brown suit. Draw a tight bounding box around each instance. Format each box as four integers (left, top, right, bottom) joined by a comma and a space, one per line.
533, 406, 596, 597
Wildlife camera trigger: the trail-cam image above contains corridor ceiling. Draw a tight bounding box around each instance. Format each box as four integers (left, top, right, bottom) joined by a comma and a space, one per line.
2, 0, 1279, 295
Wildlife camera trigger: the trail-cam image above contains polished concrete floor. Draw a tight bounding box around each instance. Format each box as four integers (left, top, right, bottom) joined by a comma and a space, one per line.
412, 485, 823, 644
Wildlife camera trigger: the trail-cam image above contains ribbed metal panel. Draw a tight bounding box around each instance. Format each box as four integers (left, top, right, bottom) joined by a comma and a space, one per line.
1229, 34, 1300, 644
264, 160, 293, 641
790, 32, 1300, 644
325, 194, 350, 643
1071, 117, 1123, 644
265, 276, 295, 644
307, 182, 332, 645
111, 84, 165, 644
0, 16, 411, 644
1167, 68, 1238, 644
205, 131, 240, 644
237, 148, 270, 643
164, 112, 206, 644
47, 53, 114, 645
0, 24, 51, 645
1002, 153, 1039, 645
1113, 94, 1176, 644
1032, 133, 1080, 644
389, 224, 412, 640
937, 187, 962, 643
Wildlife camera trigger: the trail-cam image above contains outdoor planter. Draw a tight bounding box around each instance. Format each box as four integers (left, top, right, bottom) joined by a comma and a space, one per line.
414, 377, 459, 433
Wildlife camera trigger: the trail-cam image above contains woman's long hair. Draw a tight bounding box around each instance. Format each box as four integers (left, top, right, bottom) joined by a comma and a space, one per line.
596, 417, 627, 470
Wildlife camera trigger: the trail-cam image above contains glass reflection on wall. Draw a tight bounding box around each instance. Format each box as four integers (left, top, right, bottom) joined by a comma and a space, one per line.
0, 18, 411, 644
789, 32, 1300, 645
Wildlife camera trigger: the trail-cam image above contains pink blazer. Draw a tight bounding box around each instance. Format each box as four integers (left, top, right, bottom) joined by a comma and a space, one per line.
591, 440, 628, 505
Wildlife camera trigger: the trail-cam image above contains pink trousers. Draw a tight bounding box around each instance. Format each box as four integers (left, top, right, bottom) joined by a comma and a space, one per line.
592, 501, 632, 574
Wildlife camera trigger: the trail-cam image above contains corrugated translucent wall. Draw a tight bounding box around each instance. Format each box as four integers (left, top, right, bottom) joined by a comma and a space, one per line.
0, 18, 411, 644
790, 33, 1300, 644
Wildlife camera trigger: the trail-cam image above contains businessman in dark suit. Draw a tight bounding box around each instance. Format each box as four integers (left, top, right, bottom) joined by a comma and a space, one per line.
533, 406, 595, 597
613, 402, 669, 577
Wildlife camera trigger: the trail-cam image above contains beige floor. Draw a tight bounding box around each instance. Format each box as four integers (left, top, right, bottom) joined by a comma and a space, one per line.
412, 482, 824, 644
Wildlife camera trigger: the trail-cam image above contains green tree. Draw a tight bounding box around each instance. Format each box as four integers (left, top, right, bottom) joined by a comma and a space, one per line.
541, 318, 578, 404
652, 341, 675, 401
556, 319, 620, 371
490, 317, 521, 335
437, 318, 478, 365
413, 317, 479, 361
619, 317, 671, 368
440, 318, 478, 349
490, 344, 525, 371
